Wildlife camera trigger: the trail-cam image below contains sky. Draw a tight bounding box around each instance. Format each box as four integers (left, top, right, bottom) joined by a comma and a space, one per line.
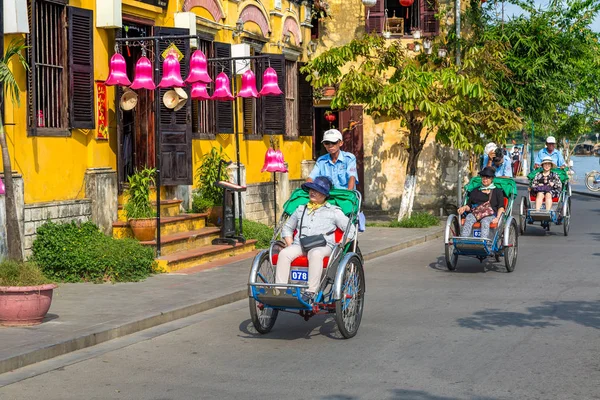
493, 0, 600, 32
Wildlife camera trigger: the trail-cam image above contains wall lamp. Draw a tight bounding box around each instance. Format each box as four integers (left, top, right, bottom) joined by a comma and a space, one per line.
307, 40, 318, 56
276, 32, 292, 48
232, 18, 244, 38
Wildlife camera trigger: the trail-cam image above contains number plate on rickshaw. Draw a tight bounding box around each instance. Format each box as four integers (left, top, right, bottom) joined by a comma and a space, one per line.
290, 269, 308, 282
473, 229, 482, 238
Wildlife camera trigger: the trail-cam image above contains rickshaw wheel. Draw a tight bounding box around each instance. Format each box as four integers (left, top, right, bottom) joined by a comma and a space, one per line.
504, 219, 518, 273
249, 252, 279, 334
563, 197, 571, 236
519, 196, 527, 235
335, 255, 365, 339
444, 215, 460, 271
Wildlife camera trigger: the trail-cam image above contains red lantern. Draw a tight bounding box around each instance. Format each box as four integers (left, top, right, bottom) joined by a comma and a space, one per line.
325, 113, 336, 123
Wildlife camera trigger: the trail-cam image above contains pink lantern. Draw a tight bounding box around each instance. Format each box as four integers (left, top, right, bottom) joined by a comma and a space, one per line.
211, 72, 234, 101
105, 53, 131, 86
237, 70, 260, 98
158, 53, 185, 88
274, 150, 288, 172
261, 148, 288, 173
259, 67, 283, 96
130, 56, 156, 90
185, 50, 212, 84
0, 176, 5, 195
190, 82, 211, 100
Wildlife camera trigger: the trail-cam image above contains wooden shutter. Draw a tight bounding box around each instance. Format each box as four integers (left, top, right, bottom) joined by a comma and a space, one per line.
365, 0, 385, 34
420, 0, 439, 36
297, 62, 313, 137
155, 26, 192, 186
261, 54, 286, 135
213, 42, 234, 133
68, 7, 94, 129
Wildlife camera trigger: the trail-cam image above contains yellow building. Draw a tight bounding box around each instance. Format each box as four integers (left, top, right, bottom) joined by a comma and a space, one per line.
1, 0, 317, 259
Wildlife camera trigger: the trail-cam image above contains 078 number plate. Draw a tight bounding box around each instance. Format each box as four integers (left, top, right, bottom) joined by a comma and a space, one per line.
290, 269, 308, 282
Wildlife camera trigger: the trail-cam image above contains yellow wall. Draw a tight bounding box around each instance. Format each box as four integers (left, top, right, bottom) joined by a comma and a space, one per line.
2, 0, 312, 205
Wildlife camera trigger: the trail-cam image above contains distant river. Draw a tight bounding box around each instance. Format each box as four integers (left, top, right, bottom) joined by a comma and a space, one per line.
570, 155, 599, 191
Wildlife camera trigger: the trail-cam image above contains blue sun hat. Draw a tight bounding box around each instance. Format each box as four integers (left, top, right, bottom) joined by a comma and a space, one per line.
302, 176, 332, 198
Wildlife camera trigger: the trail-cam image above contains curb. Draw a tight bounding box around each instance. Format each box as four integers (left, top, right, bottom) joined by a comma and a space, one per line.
0, 227, 444, 375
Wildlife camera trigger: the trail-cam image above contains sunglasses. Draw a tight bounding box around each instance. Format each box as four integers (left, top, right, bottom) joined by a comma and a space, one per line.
323, 141, 339, 146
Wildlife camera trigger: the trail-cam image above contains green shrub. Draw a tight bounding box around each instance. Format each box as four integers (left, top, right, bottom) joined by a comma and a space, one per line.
238, 219, 274, 249
0, 260, 52, 286
32, 221, 155, 283
191, 191, 214, 213
124, 168, 156, 219
196, 147, 228, 206
391, 212, 440, 228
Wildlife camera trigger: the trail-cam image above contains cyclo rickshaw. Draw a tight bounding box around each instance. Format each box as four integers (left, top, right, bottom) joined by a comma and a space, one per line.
518, 167, 571, 236
444, 177, 519, 272
248, 188, 365, 339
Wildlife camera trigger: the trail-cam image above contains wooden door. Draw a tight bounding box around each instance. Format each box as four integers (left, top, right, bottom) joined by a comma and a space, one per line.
339, 106, 365, 195
155, 26, 192, 186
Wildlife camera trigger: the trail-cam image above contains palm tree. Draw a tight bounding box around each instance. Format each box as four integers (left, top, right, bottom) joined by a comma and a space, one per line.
0, 39, 29, 261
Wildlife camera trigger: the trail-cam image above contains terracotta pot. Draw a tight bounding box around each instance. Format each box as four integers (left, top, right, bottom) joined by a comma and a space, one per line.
129, 218, 157, 241
208, 206, 223, 226
0, 284, 58, 326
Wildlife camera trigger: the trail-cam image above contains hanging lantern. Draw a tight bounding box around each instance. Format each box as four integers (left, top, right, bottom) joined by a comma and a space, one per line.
325, 112, 336, 123
259, 67, 283, 96
211, 72, 235, 101
105, 53, 131, 86
190, 82, 212, 100
261, 148, 287, 173
185, 50, 212, 84
158, 53, 185, 88
130, 56, 156, 90
400, 0, 414, 18
0, 176, 5, 195
237, 70, 260, 98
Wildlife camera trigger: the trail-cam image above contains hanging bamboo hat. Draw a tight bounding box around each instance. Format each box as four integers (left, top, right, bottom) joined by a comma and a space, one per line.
173, 87, 188, 112
163, 88, 188, 110
120, 89, 138, 111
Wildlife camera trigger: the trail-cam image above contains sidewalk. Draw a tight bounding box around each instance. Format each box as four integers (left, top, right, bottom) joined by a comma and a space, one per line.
0, 225, 444, 375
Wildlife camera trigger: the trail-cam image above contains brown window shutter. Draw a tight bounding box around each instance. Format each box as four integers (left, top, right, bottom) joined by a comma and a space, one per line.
68, 6, 95, 129
420, 0, 439, 36
213, 42, 234, 134
365, 0, 385, 34
297, 62, 313, 137
261, 54, 286, 135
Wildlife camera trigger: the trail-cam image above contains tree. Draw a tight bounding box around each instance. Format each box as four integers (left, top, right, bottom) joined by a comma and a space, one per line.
0, 39, 28, 261
302, 35, 520, 219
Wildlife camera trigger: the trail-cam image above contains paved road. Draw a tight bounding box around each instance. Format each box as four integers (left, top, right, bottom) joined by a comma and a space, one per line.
1, 190, 599, 400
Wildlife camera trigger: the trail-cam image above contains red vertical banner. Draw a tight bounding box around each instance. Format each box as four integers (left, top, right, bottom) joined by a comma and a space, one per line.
96, 82, 109, 140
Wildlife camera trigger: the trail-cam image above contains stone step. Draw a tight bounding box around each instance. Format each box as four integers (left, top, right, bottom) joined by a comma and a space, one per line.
112, 214, 208, 239
155, 240, 258, 273
138, 227, 221, 256
117, 199, 183, 222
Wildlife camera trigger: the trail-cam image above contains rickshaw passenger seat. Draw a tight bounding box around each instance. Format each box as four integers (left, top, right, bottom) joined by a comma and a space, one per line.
270, 228, 345, 268
459, 197, 508, 230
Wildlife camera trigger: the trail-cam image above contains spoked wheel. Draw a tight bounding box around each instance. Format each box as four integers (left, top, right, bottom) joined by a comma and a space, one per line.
503, 219, 518, 273
585, 171, 600, 192
249, 252, 279, 334
519, 196, 527, 235
444, 215, 460, 271
563, 197, 571, 236
335, 255, 365, 339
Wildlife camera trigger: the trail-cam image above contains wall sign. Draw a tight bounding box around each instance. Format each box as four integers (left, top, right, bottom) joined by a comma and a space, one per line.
96, 82, 109, 140
137, 0, 169, 9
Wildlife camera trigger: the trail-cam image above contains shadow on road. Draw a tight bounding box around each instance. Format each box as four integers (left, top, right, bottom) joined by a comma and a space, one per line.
429, 256, 506, 274
238, 314, 347, 340
457, 300, 600, 331
321, 389, 501, 400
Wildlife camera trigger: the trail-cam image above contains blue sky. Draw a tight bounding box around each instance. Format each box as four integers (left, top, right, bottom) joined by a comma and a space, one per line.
494, 1, 600, 32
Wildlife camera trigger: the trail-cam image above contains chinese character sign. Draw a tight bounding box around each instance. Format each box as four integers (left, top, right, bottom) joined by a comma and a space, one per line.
96, 82, 109, 140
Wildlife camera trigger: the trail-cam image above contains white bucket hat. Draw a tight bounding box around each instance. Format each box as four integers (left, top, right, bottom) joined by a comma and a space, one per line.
541, 155, 557, 169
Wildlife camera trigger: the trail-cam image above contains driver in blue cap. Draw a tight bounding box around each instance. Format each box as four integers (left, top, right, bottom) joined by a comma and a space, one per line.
275, 176, 356, 304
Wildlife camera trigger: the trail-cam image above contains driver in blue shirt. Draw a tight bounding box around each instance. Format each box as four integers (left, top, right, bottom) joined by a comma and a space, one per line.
307, 129, 359, 190
534, 136, 565, 169
483, 142, 513, 178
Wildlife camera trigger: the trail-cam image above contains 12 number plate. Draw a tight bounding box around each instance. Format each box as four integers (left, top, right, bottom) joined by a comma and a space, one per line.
290, 269, 308, 282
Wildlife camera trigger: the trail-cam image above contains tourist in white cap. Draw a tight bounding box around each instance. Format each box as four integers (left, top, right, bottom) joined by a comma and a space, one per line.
534, 136, 565, 169
307, 128, 359, 190
482, 142, 513, 178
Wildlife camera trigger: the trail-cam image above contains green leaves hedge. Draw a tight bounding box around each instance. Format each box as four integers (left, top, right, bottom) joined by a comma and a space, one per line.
32, 221, 156, 283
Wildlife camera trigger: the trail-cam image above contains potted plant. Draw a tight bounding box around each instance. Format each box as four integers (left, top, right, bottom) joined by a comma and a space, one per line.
0, 259, 57, 326
196, 147, 229, 224
124, 167, 157, 241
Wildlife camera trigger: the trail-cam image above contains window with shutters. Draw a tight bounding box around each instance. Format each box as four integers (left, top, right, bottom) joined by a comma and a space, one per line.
27, 0, 94, 136
242, 53, 263, 139
365, 0, 439, 37
192, 38, 216, 139
284, 61, 299, 140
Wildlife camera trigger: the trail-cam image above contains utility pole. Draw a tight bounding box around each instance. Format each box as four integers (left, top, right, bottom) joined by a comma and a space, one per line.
455, 0, 461, 67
